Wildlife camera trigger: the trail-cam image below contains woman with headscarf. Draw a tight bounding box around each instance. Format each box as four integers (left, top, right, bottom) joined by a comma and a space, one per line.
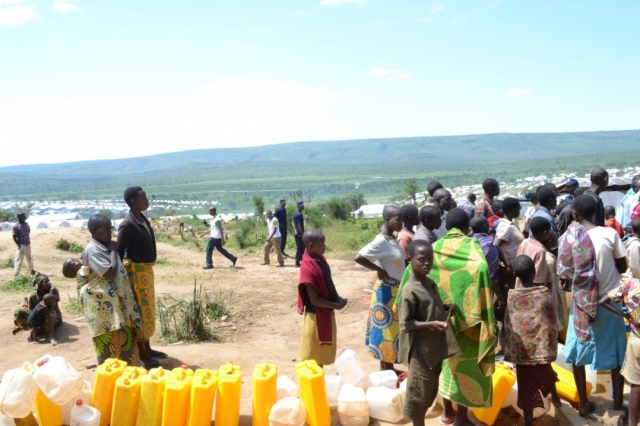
14, 273, 62, 344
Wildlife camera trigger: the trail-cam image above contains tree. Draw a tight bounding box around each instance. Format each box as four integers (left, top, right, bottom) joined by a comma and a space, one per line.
345, 192, 366, 211
252, 195, 265, 222
403, 178, 421, 205
0, 209, 14, 222
327, 197, 352, 221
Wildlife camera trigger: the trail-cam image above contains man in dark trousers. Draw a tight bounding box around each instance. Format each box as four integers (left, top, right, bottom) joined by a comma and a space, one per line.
274, 199, 289, 258
292, 201, 305, 267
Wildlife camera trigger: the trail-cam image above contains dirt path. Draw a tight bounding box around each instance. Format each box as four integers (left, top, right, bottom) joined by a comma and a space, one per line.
0, 227, 555, 425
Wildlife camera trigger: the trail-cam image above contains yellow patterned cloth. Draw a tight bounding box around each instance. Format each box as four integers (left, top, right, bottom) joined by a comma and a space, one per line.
123, 260, 156, 341
365, 277, 400, 363
429, 228, 496, 408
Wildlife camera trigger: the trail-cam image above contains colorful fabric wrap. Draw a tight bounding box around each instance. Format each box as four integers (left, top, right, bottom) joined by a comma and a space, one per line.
123, 260, 156, 341
365, 277, 400, 363
429, 228, 496, 408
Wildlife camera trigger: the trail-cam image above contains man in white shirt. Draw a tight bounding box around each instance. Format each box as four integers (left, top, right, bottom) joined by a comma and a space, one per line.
199, 207, 237, 269
620, 176, 640, 234
262, 210, 284, 267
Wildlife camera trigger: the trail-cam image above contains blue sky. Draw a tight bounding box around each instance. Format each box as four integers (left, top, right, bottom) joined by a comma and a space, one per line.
1, 0, 639, 167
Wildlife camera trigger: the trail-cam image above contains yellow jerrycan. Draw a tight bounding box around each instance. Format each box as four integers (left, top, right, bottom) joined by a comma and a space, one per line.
552, 363, 592, 402
34, 390, 63, 426
162, 366, 194, 426
187, 368, 217, 426
472, 363, 516, 426
91, 358, 128, 426
295, 360, 331, 426
110, 366, 146, 426
216, 362, 243, 426
252, 363, 277, 426
137, 367, 168, 426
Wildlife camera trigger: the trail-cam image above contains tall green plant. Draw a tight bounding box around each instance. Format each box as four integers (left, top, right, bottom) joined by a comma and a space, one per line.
252, 195, 265, 222
327, 197, 352, 221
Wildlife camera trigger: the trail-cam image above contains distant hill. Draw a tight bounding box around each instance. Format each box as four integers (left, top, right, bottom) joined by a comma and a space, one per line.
1, 130, 640, 210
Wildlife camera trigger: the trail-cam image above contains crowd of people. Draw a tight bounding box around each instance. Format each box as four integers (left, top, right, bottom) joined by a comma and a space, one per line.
9, 167, 640, 424
296, 167, 640, 426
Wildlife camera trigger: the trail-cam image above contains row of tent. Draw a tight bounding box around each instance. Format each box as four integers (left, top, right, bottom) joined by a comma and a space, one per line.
0, 219, 123, 232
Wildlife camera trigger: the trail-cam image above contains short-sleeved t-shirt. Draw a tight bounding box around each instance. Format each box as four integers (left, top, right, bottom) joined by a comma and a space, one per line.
210, 215, 224, 239
584, 190, 605, 227
475, 195, 494, 218
494, 218, 524, 265
516, 238, 548, 285
397, 229, 414, 259
27, 302, 50, 327
358, 234, 406, 281
267, 217, 281, 238
83, 240, 112, 277
587, 226, 627, 296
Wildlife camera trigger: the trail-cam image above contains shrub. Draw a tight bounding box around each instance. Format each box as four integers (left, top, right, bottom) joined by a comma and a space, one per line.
55, 239, 83, 253
156, 282, 222, 343
326, 197, 352, 221
62, 295, 84, 316
232, 219, 258, 249
1, 275, 33, 292
304, 206, 328, 230
1, 257, 14, 269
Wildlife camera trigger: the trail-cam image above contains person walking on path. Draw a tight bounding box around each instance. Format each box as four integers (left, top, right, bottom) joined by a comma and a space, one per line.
274, 199, 290, 258
262, 210, 284, 266
200, 207, 237, 269
13, 213, 34, 277
293, 201, 305, 267
117, 186, 166, 368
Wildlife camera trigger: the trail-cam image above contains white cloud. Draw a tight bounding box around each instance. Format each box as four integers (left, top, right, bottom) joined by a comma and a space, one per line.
320, 0, 364, 6
430, 4, 444, 14
0, 0, 37, 27
0, 79, 346, 166
506, 88, 533, 96
371, 66, 411, 81
54, 0, 79, 12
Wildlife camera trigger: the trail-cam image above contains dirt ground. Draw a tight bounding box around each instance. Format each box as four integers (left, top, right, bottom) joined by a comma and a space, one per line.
0, 226, 614, 425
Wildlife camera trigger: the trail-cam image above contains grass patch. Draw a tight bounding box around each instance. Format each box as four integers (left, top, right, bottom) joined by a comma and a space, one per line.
1, 275, 33, 292
55, 238, 83, 253
1, 257, 13, 269
156, 281, 225, 344
204, 289, 233, 321
155, 258, 182, 267
62, 294, 84, 316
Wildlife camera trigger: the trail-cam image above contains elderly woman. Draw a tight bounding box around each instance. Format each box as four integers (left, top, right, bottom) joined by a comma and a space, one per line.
14, 273, 62, 344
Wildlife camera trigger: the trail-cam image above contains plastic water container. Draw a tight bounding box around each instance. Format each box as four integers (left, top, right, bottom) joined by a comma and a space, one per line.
368, 370, 397, 389
162, 366, 194, 426
34, 390, 63, 426
337, 384, 369, 426
111, 367, 147, 426
334, 349, 372, 390
323, 375, 342, 408
295, 360, 330, 426
137, 367, 168, 426
253, 363, 278, 426
366, 386, 403, 423
92, 358, 128, 426
62, 381, 92, 426
216, 362, 242, 426
0, 363, 39, 418
276, 376, 299, 401
188, 369, 217, 426
510, 384, 550, 418
472, 363, 516, 426
268, 397, 306, 426
33, 355, 83, 406
556, 343, 596, 394
552, 363, 592, 402
0, 412, 15, 426
70, 400, 101, 426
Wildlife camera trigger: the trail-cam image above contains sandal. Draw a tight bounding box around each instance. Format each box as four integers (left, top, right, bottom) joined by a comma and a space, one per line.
149, 349, 168, 358
141, 358, 161, 368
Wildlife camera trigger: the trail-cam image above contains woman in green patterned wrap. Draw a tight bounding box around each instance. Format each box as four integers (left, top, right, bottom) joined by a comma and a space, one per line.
429, 208, 496, 426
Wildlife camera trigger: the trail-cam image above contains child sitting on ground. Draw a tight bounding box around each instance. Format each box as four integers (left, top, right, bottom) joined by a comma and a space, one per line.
605, 206, 625, 239
398, 239, 460, 426
601, 277, 640, 426
27, 294, 57, 344
504, 255, 561, 426
516, 217, 552, 287
297, 230, 348, 366
415, 205, 441, 245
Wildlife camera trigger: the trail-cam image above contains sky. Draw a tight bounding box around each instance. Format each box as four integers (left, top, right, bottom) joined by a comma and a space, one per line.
1, 0, 639, 167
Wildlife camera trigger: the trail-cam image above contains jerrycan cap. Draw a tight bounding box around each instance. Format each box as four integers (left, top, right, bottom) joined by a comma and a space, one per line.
75, 399, 83, 406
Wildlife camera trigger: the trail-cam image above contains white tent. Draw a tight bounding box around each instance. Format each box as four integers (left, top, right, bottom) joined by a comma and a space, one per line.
36, 222, 48, 229
353, 204, 386, 219
0, 222, 13, 232
58, 221, 72, 227
112, 220, 122, 230
68, 219, 88, 228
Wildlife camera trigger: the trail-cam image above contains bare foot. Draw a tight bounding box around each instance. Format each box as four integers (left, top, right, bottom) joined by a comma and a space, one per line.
27, 336, 34, 342
577, 400, 597, 418
50, 338, 58, 346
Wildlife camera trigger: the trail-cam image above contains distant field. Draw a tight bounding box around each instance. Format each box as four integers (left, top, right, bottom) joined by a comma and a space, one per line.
1, 130, 639, 212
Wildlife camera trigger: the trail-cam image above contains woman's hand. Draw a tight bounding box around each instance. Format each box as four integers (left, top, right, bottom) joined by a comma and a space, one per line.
376, 269, 391, 281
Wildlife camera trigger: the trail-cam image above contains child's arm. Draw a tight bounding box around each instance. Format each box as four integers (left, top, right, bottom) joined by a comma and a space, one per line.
598, 293, 637, 327
305, 285, 347, 310
101, 241, 121, 281
353, 254, 390, 280
399, 290, 450, 333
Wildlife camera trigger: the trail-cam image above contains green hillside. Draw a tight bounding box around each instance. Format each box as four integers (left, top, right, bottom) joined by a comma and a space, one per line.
1, 130, 639, 212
